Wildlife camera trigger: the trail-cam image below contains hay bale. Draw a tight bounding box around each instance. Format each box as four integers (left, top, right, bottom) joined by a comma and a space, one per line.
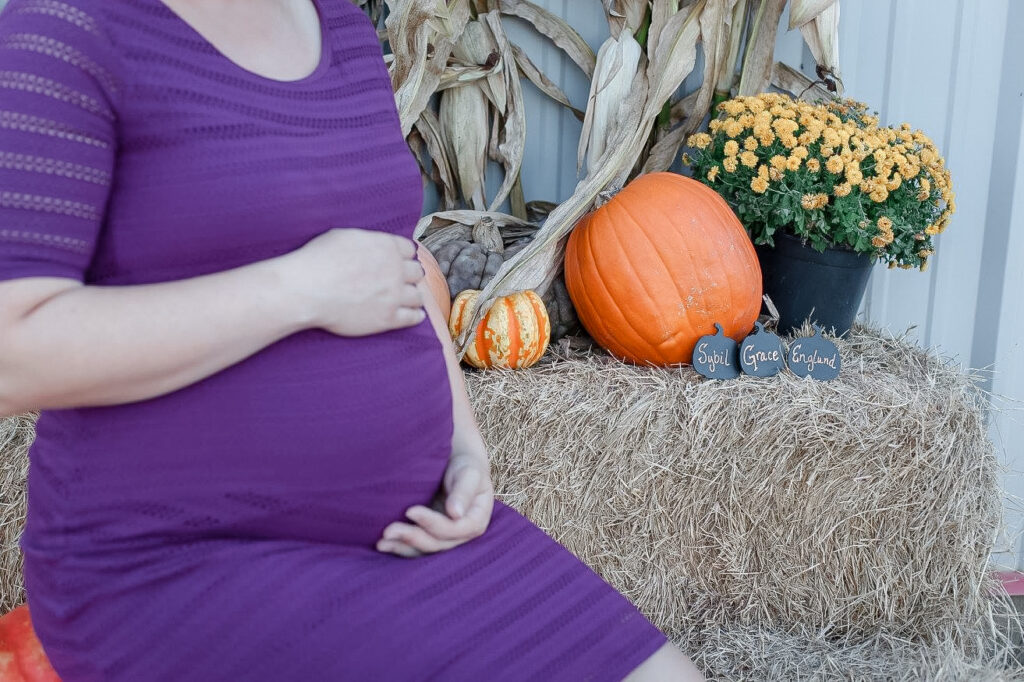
0, 412, 33, 614
465, 323, 1022, 679
1, 324, 1020, 678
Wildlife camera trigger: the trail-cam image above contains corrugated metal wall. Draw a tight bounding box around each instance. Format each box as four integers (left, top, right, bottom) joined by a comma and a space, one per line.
493, 1, 1024, 568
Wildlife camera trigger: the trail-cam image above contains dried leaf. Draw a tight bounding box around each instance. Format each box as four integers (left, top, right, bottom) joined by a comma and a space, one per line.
413, 106, 459, 210
498, 0, 597, 79
482, 10, 526, 213
737, 0, 787, 96
683, 0, 735, 136
511, 42, 584, 120
604, 0, 649, 38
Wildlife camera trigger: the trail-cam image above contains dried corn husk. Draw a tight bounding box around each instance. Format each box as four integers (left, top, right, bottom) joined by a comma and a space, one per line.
439, 82, 490, 210
578, 30, 643, 176
451, 20, 506, 111
414, 209, 537, 241
714, 0, 748, 98
386, 0, 471, 136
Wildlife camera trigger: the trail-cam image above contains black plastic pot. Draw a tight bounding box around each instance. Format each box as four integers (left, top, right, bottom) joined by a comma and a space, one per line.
755, 232, 874, 336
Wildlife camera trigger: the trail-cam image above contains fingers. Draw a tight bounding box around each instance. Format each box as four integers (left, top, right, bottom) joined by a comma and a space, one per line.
378, 521, 461, 555
403, 259, 425, 284
404, 496, 489, 541
444, 465, 480, 519
392, 306, 426, 327
398, 283, 423, 309
392, 235, 416, 259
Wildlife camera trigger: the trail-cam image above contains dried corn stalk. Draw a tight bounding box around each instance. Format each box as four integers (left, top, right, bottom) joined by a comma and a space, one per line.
372, 0, 844, 357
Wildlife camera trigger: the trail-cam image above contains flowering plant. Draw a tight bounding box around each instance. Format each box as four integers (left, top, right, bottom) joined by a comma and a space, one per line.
683, 93, 955, 271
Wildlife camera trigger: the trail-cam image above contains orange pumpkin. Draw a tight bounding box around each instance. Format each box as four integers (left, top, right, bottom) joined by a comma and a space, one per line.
448, 289, 550, 369
564, 171, 762, 366
0, 605, 61, 681
416, 241, 451, 323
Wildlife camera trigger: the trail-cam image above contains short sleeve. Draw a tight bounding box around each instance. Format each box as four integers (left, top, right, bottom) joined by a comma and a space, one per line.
0, 0, 120, 283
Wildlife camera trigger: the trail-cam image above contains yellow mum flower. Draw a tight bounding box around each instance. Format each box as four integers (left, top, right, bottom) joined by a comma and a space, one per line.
758, 132, 776, 147
780, 135, 798, 150
826, 156, 844, 174
806, 158, 821, 172
845, 166, 863, 185
743, 136, 759, 151
707, 166, 720, 182
769, 167, 783, 182
757, 164, 769, 179
786, 155, 802, 171
687, 133, 712, 149
870, 187, 889, 203
723, 156, 739, 173
709, 119, 722, 133
917, 249, 934, 258
925, 224, 940, 235
770, 155, 788, 171
801, 193, 828, 210
740, 151, 759, 168
792, 146, 809, 160
877, 216, 893, 231
751, 176, 769, 194
820, 146, 835, 158
725, 119, 745, 138
871, 236, 888, 248
746, 98, 765, 114
833, 182, 852, 197
886, 174, 902, 192
723, 100, 746, 116
724, 140, 740, 157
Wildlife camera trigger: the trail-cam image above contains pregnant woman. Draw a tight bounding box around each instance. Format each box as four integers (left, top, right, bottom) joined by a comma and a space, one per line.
0, 0, 704, 679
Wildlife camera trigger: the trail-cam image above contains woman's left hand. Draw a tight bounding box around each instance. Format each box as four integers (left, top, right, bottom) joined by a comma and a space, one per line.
376, 451, 494, 558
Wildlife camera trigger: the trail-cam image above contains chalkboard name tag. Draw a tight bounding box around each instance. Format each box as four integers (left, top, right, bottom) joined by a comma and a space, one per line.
787, 326, 841, 380
693, 323, 741, 379
739, 322, 786, 377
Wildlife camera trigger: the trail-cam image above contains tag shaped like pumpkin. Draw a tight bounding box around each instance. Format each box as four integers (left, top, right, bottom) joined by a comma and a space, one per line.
449, 289, 551, 369
692, 323, 741, 379
787, 326, 841, 380
739, 322, 786, 377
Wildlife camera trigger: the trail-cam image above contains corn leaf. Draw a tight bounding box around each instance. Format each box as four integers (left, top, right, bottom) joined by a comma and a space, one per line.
498, 0, 596, 79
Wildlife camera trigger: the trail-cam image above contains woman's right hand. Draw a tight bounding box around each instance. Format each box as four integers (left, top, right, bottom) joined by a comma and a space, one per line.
279, 227, 427, 336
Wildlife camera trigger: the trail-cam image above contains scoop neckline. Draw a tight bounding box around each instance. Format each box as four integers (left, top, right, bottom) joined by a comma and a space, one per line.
156, 0, 333, 85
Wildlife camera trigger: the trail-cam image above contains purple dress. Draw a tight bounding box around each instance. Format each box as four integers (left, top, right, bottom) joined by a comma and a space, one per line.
0, 0, 669, 679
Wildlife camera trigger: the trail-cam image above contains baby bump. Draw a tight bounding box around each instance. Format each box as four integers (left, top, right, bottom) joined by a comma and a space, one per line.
25, 320, 455, 553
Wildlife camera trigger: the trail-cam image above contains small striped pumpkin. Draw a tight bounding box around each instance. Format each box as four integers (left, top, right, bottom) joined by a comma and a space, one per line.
449, 289, 551, 369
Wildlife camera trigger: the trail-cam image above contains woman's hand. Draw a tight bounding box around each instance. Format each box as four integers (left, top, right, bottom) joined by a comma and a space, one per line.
277, 227, 427, 336
376, 451, 495, 558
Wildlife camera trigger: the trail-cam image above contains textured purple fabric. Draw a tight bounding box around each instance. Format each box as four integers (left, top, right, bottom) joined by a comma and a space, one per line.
0, 0, 670, 679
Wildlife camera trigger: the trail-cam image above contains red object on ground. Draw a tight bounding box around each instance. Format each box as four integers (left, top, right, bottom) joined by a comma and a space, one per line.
0, 605, 60, 681
993, 570, 1024, 596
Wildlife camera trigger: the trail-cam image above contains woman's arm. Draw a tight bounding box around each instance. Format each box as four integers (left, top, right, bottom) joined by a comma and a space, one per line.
416, 276, 489, 466
0, 259, 310, 417
0, 230, 425, 418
